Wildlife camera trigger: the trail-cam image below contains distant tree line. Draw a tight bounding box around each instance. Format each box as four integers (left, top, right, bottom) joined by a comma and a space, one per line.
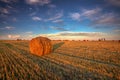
98, 38, 106, 41
17, 39, 22, 41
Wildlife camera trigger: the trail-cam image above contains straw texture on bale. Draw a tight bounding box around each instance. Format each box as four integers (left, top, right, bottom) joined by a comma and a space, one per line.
29, 37, 52, 56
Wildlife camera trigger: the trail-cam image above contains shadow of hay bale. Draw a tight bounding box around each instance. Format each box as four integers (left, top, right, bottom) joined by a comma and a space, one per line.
52, 42, 64, 51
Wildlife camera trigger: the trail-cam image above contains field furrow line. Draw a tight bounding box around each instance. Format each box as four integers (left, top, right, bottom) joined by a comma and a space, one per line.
41, 55, 114, 80
5, 43, 60, 80
54, 49, 120, 68
44, 53, 120, 79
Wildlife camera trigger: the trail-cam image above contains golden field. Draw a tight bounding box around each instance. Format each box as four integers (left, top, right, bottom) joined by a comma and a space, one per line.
0, 40, 120, 80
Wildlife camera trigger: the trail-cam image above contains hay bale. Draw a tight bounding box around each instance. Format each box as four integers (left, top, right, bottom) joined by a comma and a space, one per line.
29, 37, 52, 56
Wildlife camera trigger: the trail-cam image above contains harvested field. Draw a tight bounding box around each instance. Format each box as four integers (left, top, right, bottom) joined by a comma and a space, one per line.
0, 40, 120, 80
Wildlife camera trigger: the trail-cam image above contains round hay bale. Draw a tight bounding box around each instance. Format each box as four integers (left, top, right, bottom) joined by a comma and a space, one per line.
29, 36, 52, 56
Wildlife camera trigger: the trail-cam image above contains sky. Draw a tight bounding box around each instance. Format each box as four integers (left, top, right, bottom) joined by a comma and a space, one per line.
0, 0, 120, 40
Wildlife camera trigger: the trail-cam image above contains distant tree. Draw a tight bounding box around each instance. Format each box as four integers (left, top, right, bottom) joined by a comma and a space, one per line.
83, 40, 86, 41
17, 39, 22, 41
118, 40, 120, 43
98, 38, 106, 41
64, 40, 69, 41
112, 40, 114, 42
103, 38, 106, 41
98, 39, 101, 41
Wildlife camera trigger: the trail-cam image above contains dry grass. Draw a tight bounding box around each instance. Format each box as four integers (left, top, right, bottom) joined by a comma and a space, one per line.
0, 40, 120, 80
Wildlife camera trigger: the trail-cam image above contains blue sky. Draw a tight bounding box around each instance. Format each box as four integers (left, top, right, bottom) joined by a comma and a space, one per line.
0, 0, 120, 40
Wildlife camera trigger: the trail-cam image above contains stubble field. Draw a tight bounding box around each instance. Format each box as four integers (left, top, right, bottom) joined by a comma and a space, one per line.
0, 40, 120, 80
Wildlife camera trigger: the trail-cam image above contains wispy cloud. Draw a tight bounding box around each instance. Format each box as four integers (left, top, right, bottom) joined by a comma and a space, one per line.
106, 0, 120, 7
81, 8, 120, 28
39, 31, 107, 40
50, 26, 68, 31
5, 26, 15, 30
69, 8, 101, 21
1, 21, 8, 24
30, 12, 37, 16
52, 19, 63, 23
25, 0, 51, 5
0, 33, 35, 40
1, 0, 18, 4
69, 8, 120, 28
0, 26, 15, 30
114, 30, 120, 33
26, 31, 33, 34
12, 17, 17, 22
8, 34, 20, 39
82, 8, 101, 18
48, 4, 56, 8
0, 6, 17, 18
69, 13, 81, 21
24, 31, 34, 39
45, 11, 63, 21
32, 16, 42, 21
0, 7, 9, 14
91, 13, 120, 27
57, 32, 104, 37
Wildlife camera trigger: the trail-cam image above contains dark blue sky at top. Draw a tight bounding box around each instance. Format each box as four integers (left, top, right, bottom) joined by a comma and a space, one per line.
0, 0, 120, 40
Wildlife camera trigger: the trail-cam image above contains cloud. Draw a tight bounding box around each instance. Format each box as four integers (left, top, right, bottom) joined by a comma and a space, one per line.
24, 31, 34, 39
2, 8, 9, 14
45, 11, 63, 21
0, 8, 9, 14
52, 19, 63, 23
52, 19, 65, 26
107, 30, 120, 40
48, 4, 56, 8
82, 8, 101, 18
25, 0, 50, 5
1, 21, 8, 24
30, 12, 37, 16
0, 2, 17, 18
12, 17, 17, 22
26, 31, 33, 34
91, 13, 120, 27
69, 13, 81, 21
57, 32, 105, 37
70, 8, 101, 21
69, 8, 101, 21
112, 30, 120, 36
81, 8, 120, 28
114, 30, 120, 33
106, 0, 120, 7
32, 16, 41, 21
4, 32, 34, 40
1, 0, 18, 3
0, 32, 34, 40
50, 26, 68, 31
5, 26, 15, 29
39, 31, 107, 40
8, 34, 20, 39
0, 26, 15, 30
0, 6, 17, 18
69, 8, 120, 28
